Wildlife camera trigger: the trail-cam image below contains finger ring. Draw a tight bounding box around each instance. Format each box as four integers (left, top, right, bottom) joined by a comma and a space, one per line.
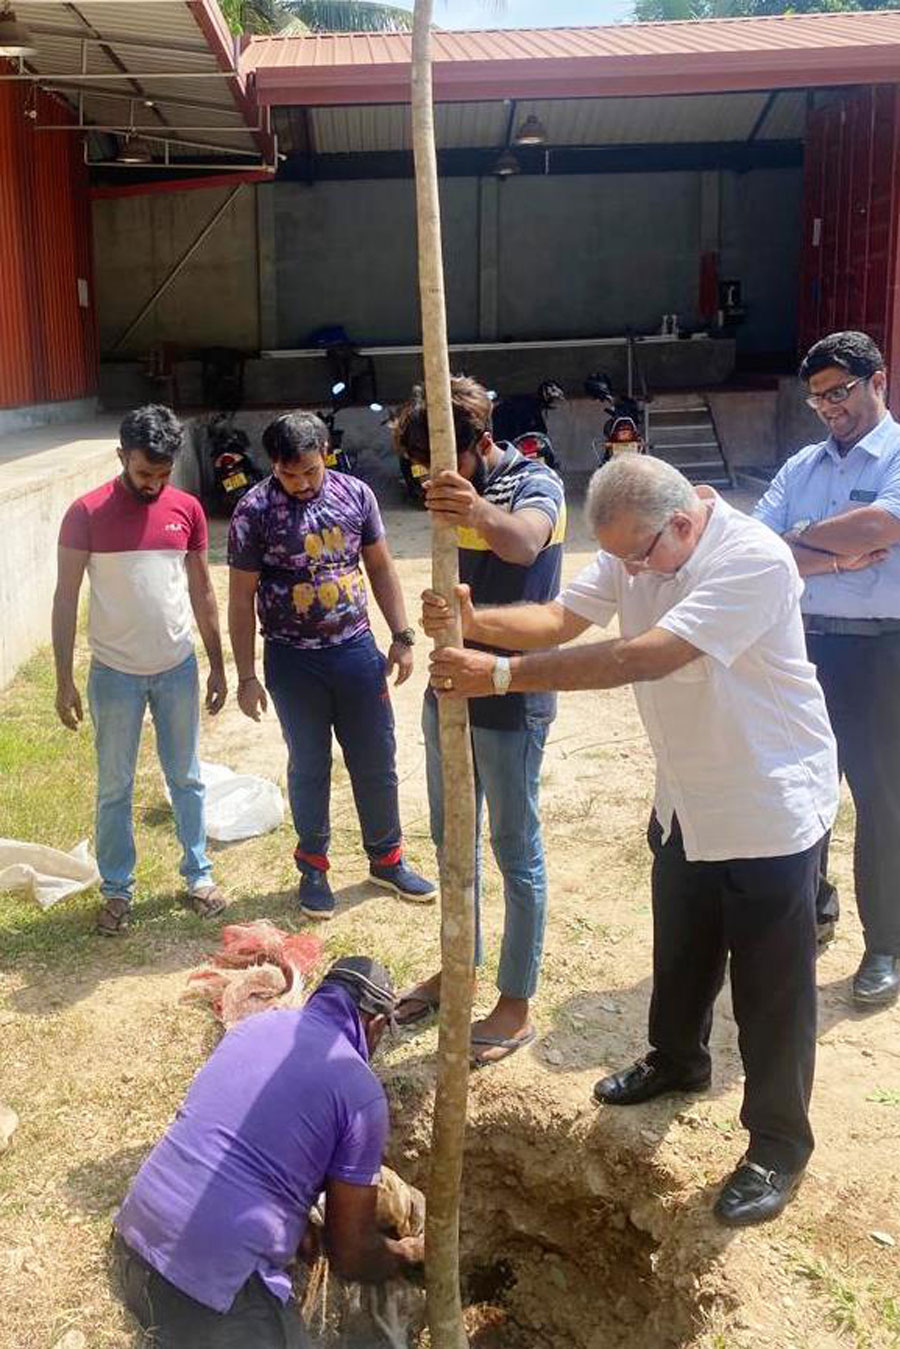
444, 677, 453, 689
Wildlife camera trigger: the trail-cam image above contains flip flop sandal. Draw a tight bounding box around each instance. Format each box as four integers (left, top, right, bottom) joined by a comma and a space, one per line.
469, 1027, 537, 1069
186, 885, 228, 919
96, 896, 132, 937
394, 988, 441, 1027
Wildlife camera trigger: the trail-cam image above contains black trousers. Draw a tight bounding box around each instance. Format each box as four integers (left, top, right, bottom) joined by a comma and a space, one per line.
807, 631, 900, 956
112, 1233, 309, 1349
647, 815, 820, 1174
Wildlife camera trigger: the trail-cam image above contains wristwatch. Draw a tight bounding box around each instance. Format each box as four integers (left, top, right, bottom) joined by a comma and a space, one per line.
491, 655, 512, 695
391, 627, 416, 648
791, 519, 814, 536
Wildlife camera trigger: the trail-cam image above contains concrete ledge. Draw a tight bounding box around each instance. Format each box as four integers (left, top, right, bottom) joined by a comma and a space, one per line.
0, 397, 100, 437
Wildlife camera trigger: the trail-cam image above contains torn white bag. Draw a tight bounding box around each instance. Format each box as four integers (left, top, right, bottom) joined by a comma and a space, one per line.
165, 761, 284, 843
0, 839, 100, 910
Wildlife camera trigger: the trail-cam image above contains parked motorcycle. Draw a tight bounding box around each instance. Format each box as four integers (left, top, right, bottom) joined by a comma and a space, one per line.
584, 371, 647, 466
492, 380, 564, 471
207, 413, 263, 514
321, 381, 360, 476
493, 380, 564, 474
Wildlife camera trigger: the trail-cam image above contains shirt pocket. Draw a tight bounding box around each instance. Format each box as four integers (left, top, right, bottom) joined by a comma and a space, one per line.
664, 654, 712, 684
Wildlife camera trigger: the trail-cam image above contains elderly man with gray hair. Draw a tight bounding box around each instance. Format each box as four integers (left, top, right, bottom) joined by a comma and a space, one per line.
422, 455, 839, 1228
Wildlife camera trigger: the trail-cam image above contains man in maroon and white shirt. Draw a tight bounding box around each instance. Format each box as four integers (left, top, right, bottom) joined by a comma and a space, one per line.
52, 405, 228, 935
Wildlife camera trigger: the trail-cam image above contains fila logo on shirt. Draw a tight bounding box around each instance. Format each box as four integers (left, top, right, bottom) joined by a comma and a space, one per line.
164, 522, 186, 533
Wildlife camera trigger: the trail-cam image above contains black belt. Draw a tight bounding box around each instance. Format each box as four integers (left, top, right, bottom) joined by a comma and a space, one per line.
804, 614, 900, 637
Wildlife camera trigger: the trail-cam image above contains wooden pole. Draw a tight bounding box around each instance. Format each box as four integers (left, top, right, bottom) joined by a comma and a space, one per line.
410, 3, 477, 1348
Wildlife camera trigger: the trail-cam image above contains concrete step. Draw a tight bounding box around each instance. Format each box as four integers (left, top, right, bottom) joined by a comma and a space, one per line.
650, 442, 723, 453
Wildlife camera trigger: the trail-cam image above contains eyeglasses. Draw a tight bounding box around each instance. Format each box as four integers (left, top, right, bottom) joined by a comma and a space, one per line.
624, 524, 667, 569
805, 376, 867, 410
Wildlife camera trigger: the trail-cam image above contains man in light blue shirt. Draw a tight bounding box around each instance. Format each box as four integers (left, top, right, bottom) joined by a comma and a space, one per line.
755, 331, 900, 1009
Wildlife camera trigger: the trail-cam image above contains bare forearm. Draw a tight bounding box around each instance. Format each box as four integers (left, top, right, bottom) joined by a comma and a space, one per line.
51, 595, 78, 684
802, 508, 900, 554
190, 582, 225, 673
472, 501, 543, 566
788, 543, 841, 577
228, 595, 258, 679
330, 1234, 420, 1285
367, 564, 408, 635
470, 601, 573, 651
509, 638, 642, 691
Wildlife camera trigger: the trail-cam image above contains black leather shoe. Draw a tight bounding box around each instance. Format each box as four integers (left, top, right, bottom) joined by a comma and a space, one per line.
592, 1056, 711, 1106
714, 1159, 803, 1227
852, 952, 900, 1008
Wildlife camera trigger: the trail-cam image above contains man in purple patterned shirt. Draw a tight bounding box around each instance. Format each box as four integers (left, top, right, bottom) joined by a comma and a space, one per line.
228, 412, 434, 918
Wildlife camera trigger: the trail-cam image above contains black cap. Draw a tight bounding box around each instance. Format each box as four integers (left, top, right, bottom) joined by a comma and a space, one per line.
322, 956, 395, 1017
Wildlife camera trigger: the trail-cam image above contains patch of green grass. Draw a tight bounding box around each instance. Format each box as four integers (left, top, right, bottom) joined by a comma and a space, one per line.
796, 1257, 869, 1342
866, 1087, 900, 1107
0, 644, 260, 968
794, 1254, 900, 1348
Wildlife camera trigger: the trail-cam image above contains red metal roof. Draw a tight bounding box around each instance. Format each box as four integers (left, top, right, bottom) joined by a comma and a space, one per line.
243, 11, 900, 105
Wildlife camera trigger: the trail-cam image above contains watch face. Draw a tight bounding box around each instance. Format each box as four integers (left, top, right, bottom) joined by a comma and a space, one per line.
792, 519, 812, 533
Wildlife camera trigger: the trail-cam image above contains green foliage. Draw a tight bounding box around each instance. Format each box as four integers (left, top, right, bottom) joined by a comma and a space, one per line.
219, 0, 413, 33
633, 0, 900, 20
219, 0, 289, 33
281, 0, 412, 29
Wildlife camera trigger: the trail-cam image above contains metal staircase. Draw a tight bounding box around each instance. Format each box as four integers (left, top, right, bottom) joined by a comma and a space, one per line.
647, 393, 733, 488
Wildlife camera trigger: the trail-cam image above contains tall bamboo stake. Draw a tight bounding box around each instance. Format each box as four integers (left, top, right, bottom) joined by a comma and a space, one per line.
410, 4, 478, 1348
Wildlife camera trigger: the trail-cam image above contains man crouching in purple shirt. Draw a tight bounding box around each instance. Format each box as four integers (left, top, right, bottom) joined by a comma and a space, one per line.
112, 957, 422, 1347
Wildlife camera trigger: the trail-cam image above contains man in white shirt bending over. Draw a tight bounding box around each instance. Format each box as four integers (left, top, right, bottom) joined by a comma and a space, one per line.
422, 455, 838, 1229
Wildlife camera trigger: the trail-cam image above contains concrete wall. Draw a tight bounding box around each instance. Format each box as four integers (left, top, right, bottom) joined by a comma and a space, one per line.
92, 165, 803, 375
0, 396, 100, 438
777, 376, 825, 460
93, 184, 259, 358
0, 423, 117, 688
497, 172, 703, 340
719, 168, 804, 355
271, 177, 481, 347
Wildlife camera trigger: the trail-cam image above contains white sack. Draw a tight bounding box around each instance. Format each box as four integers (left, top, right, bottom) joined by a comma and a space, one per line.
0, 839, 99, 910
165, 761, 284, 843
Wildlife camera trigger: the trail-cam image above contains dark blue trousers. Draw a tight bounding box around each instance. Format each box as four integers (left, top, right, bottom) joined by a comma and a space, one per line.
264, 633, 401, 870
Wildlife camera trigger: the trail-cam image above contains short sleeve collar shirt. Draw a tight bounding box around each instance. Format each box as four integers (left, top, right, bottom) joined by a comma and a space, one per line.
753, 413, 900, 618
560, 494, 838, 862
115, 984, 388, 1313
227, 471, 385, 649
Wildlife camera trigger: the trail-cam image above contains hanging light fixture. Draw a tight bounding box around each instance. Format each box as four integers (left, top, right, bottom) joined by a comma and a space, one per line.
0, 6, 38, 57
493, 149, 520, 178
514, 114, 547, 146
116, 135, 154, 165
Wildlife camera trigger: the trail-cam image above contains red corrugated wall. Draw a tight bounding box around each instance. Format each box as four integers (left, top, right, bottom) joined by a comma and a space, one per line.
0, 77, 98, 410
798, 84, 900, 399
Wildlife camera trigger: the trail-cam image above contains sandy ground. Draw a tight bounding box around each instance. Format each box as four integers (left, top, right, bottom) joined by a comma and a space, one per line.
1, 492, 899, 1348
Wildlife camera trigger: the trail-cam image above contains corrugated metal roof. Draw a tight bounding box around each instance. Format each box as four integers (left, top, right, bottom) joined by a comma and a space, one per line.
9, 2, 268, 163
307, 89, 805, 155
245, 12, 900, 104
312, 99, 508, 153
246, 12, 900, 70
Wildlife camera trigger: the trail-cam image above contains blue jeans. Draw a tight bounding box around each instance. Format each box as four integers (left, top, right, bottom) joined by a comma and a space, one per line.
422, 693, 549, 1000
264, 633, 402, 869
88, 654, 211, 901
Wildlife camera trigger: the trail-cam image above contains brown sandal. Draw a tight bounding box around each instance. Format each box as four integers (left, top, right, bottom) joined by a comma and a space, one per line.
186, 884, 228, 919
96, 896, 132, 937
